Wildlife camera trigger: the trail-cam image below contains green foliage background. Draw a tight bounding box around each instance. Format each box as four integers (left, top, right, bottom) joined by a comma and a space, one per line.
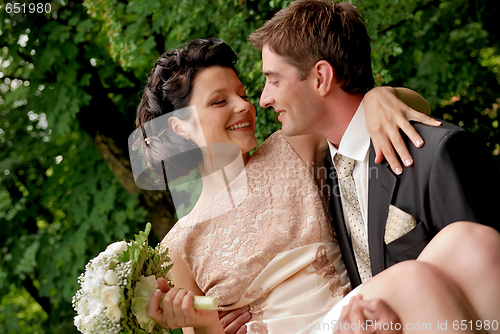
0, 0, 499, 332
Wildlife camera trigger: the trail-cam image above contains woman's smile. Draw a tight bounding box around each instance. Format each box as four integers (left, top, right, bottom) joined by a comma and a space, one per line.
189, 66, 257, 155
226, 118, 252, 131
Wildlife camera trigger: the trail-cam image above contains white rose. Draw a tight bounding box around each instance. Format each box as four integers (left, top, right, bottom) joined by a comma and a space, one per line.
105, 306, 122, 323
90, 282, 105, 298
87, 297, 103, 316
77, 297, 90, 317
81, 315, 95, 333
105, 241, 128, 256
82, 273, 100, 294
104, 270, 119, 286
100, 285, 121, 307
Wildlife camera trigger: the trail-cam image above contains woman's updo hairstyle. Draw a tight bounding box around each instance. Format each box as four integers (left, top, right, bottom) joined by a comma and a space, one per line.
135, 38, 238, 182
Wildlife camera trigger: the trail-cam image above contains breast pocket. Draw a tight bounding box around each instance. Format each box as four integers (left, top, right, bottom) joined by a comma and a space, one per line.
384, 220, 431, 267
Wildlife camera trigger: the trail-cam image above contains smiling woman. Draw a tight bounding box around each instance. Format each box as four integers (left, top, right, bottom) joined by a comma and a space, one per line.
186, 66, 257, 160
134, 39, 256, 183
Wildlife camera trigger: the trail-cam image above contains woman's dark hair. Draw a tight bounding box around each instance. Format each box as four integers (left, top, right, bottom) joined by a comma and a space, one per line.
135, 38, 238, 181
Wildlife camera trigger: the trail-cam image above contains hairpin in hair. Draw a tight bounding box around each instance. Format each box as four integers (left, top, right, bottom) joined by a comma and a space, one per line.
145, 137, 150, 146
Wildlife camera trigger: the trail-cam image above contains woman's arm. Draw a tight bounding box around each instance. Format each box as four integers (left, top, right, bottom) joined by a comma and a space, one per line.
364, 86, 441, 174
168, 249, 205, 295
147, 248, 224, 334
168, 250, 207, 334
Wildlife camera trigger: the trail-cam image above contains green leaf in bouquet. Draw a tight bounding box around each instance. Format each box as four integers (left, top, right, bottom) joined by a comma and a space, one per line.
135, 222, 152, 245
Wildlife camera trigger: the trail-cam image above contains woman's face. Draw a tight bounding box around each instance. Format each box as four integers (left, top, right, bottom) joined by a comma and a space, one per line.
188, 66, 257, 156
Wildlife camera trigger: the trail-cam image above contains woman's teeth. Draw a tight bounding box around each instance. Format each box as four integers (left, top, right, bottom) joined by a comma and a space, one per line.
227, 122, 250, 130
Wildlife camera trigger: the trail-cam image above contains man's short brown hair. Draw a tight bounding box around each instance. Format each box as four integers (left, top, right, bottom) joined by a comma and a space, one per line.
249, 0, 374, 94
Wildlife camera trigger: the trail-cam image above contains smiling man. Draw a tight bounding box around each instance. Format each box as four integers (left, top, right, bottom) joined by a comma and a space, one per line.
245, 0, 500, 331
250, 0, 500, 283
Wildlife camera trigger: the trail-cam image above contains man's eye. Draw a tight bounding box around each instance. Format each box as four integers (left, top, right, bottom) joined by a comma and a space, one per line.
240, 95, 249, 100
269, 81, 278, 87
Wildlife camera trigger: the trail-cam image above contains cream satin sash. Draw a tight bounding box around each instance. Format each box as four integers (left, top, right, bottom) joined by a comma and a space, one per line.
232, 242, 351, 334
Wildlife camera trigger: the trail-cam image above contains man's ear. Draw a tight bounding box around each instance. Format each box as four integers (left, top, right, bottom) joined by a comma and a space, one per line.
168, 117, 190, 139
314, 60, 335, 97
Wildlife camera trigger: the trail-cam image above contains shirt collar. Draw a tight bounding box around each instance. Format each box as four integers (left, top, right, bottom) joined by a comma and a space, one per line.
327, 99, 370, 162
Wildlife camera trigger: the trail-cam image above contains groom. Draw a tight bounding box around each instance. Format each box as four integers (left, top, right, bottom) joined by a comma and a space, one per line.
247, 0, 500, 289
220, 0, 500, 332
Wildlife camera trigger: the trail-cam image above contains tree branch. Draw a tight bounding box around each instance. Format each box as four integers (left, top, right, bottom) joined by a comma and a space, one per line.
22, 276, 51, 315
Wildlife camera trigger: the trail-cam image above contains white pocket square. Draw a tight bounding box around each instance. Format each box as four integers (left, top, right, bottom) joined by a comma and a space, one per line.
384, 205, 417, 244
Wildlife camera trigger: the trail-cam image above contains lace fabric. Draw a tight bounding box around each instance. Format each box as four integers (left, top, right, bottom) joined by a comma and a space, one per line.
163, 130, 347, 314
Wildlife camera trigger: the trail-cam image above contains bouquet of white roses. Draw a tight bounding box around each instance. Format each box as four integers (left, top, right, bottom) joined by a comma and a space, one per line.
72, 223, 218, 334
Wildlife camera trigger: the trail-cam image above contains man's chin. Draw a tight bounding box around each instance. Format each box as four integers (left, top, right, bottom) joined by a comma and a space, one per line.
281, 125, 304, 137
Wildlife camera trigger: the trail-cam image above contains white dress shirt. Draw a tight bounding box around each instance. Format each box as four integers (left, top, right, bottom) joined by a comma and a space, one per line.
327, 100, 370, 236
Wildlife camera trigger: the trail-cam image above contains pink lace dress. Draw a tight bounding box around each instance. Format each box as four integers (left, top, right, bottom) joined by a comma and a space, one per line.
163, 130, 351, 333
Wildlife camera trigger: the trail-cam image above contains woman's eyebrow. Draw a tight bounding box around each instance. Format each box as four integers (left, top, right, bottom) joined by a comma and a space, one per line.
207, 88, 226, 98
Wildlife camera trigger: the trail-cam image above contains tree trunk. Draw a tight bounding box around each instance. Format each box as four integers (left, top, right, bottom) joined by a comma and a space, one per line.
76, 60, 176, 240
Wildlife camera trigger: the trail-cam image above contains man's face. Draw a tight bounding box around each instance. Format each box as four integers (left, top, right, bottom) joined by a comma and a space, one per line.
259, 45, 320, 137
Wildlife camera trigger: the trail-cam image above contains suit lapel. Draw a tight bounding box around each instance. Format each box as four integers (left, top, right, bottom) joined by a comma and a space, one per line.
325, 149, 362, 288
367, 143, 397, 275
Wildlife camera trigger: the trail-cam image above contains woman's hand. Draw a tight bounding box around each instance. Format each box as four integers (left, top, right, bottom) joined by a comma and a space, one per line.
364, 86, 441, 175
147, 280, 223, 334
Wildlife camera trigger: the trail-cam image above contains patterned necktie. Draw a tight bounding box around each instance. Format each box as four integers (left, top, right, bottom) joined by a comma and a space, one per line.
333, 153, 372, 282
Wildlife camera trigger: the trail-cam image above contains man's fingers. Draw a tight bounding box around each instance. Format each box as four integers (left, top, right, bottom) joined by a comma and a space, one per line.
235, 324, 248, 334
334, 296, 357, 333
219, 311, 230, 320
223, 311, 251, 334
147, 289, 164, 322
220, 306, 252, 334
360, 299, 400, 324
220, 307, 248, 328
350, 297, 368, 334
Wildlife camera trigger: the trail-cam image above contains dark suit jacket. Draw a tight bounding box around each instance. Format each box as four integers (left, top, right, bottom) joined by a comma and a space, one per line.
326, 121, 500, 288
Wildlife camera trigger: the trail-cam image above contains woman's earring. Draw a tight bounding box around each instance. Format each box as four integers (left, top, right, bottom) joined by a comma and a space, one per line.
145, 137, 150, 147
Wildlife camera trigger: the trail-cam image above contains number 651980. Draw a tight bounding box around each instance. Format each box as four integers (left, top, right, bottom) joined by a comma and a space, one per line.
453, 320, 499, 331
5, 2, 52, 14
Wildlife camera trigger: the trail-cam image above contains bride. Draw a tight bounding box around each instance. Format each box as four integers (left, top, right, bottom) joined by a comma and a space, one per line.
135, 38, 500, 334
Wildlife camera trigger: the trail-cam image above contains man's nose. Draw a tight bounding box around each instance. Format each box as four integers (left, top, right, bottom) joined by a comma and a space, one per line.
259, 83, 274, 108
